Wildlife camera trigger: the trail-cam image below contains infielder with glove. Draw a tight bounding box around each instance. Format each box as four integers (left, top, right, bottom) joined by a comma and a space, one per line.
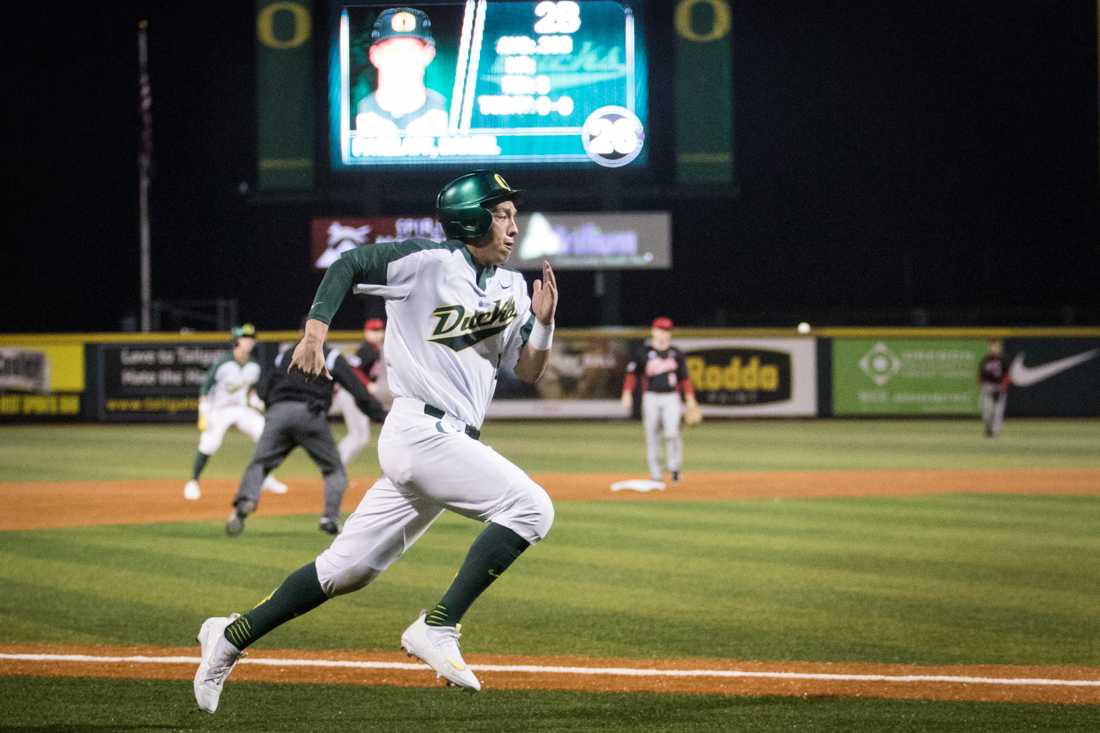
225, 322, 388, 537
977, 338, 1009, 437
194, 170, 557, 712
621, 317, 700, 484
183, 324, 287, 501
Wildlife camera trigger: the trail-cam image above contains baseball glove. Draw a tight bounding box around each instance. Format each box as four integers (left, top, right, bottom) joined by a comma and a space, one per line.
683, 402, 703, 426
197, 398, 210, 431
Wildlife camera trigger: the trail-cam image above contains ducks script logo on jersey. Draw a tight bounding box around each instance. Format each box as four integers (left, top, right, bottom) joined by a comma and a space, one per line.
428, 298, 518, 351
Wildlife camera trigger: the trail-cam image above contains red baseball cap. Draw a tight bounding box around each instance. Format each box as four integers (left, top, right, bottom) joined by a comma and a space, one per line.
651, 316, 673, 330
364, 318, 385, 331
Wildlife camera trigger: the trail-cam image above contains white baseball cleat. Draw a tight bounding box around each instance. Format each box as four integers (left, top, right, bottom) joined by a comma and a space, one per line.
261, 475, 288, 494
400, 611, 481, 691
183, 480, 201, 501
193, 614, 244, 713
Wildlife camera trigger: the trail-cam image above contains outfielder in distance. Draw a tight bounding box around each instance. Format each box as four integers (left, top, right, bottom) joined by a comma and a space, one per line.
193, 170, 558, 712
183, 324, 287, 501
977, 338, 1010, 437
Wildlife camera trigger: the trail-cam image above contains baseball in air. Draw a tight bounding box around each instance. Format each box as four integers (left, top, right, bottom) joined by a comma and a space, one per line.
797, 322, 811, 334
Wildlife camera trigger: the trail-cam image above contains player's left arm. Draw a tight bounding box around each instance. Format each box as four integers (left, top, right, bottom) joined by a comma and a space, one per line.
514, 261, 557, 384
676, 349, 699, 408
677, 349, 703, 425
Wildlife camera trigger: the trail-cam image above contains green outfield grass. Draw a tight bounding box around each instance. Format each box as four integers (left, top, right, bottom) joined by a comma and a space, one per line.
3, 418, 1100, 481
1, 497, 1097, 665
1, 420, 1098, 730
5, 677, 1095, 733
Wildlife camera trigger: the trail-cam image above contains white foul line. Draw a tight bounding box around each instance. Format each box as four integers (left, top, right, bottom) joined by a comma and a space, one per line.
1, 653, 1098, 689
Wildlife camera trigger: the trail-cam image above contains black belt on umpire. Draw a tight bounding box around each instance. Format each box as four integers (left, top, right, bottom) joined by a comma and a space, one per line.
423, 403, 481, 440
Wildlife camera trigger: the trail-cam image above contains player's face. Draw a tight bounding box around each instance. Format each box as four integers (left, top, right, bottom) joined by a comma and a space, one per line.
651, 328, 671, 350
369, 38, 436, 78
234, 336, 256, 358
470, 200, 519, 267
365, 328, 384, 346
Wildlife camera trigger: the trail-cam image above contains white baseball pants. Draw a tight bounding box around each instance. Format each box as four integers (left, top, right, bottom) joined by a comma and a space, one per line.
642, 391, 683, 480
329, 386, 371, 466
315, 397, 554, 597
198, 405, 265, 455
979, 384, 1006, 436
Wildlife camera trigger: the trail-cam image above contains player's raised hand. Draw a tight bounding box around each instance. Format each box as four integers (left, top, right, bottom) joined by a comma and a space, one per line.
531, 260, 558, 325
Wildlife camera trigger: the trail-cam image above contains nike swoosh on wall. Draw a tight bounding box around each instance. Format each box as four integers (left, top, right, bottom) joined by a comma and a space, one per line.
1008, 349, 1100, 387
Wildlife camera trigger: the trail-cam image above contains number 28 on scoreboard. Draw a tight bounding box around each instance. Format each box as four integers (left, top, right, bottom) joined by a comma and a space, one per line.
330, 1, 649, 168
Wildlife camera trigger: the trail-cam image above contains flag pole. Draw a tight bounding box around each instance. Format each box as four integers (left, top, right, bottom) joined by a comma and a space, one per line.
137, 20, 153, 332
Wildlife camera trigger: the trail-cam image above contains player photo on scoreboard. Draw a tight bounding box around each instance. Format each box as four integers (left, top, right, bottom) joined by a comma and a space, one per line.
329, 1, 648, 168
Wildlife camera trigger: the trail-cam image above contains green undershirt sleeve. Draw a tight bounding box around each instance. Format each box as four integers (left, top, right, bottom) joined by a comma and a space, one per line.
307, 256, 360, 326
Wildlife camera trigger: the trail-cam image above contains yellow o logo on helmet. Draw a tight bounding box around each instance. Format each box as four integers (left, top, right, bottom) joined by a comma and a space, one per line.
392, 11, 417, 33
493, 173, 511, 190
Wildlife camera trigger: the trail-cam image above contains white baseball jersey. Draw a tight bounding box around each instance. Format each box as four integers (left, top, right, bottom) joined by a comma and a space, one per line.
201, 354, 262, 411
310, 240, 534, 428
308, 239, 554, 598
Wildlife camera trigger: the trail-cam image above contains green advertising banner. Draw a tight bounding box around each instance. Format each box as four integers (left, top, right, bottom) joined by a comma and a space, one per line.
674, 0, 733, 184
256, 0, 314, 190
833, 339, 985, 415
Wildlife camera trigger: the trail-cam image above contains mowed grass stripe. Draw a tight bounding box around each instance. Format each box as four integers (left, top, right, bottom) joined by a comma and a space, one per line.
1, 497, 1096, 666
5, 420, 1100, 481
6, 676, 1099, 733
553, 493, 1099, 532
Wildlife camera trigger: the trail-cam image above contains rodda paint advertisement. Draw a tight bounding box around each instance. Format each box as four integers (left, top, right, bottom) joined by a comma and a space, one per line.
673, 338, 817, 417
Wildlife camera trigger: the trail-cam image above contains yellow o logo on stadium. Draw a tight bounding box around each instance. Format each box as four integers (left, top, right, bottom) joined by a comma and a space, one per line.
257, 1, 311, 49
392, 11, 417, 33
674, 0, 731, 43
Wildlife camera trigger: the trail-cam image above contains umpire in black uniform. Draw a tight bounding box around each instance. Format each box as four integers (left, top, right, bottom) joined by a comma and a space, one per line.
227, 332, 387, 537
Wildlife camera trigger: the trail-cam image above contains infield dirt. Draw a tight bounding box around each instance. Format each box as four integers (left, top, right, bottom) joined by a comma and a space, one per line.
3, 468, 1099, 531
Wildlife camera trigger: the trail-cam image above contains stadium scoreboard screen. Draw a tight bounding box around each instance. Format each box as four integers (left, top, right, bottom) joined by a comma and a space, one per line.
328, 1, 648, 169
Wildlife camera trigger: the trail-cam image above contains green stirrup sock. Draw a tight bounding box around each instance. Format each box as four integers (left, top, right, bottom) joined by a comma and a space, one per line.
191, 452, 210, 481
425, 523, 530, 627
223, 562, 329, 650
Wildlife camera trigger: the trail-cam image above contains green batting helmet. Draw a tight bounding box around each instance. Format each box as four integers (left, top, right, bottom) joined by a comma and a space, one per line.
436, 170, 522, 240
371, 7, 434, 45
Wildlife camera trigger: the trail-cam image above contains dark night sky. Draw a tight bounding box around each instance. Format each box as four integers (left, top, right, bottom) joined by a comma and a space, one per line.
7, 1, 1098, 333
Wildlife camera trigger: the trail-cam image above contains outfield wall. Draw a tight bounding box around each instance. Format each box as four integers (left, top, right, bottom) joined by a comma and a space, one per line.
2, 328, 1098, 422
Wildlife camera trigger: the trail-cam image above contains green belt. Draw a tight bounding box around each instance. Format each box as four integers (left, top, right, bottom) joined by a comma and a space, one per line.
423, 403, 481, 440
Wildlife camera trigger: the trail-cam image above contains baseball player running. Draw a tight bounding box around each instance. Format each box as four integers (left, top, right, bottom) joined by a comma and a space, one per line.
620, 317, 699, 483
977, 338, 1010, 437
328, 318, 387, 468
193, 170, 557, 712
183, 324, 287, 501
